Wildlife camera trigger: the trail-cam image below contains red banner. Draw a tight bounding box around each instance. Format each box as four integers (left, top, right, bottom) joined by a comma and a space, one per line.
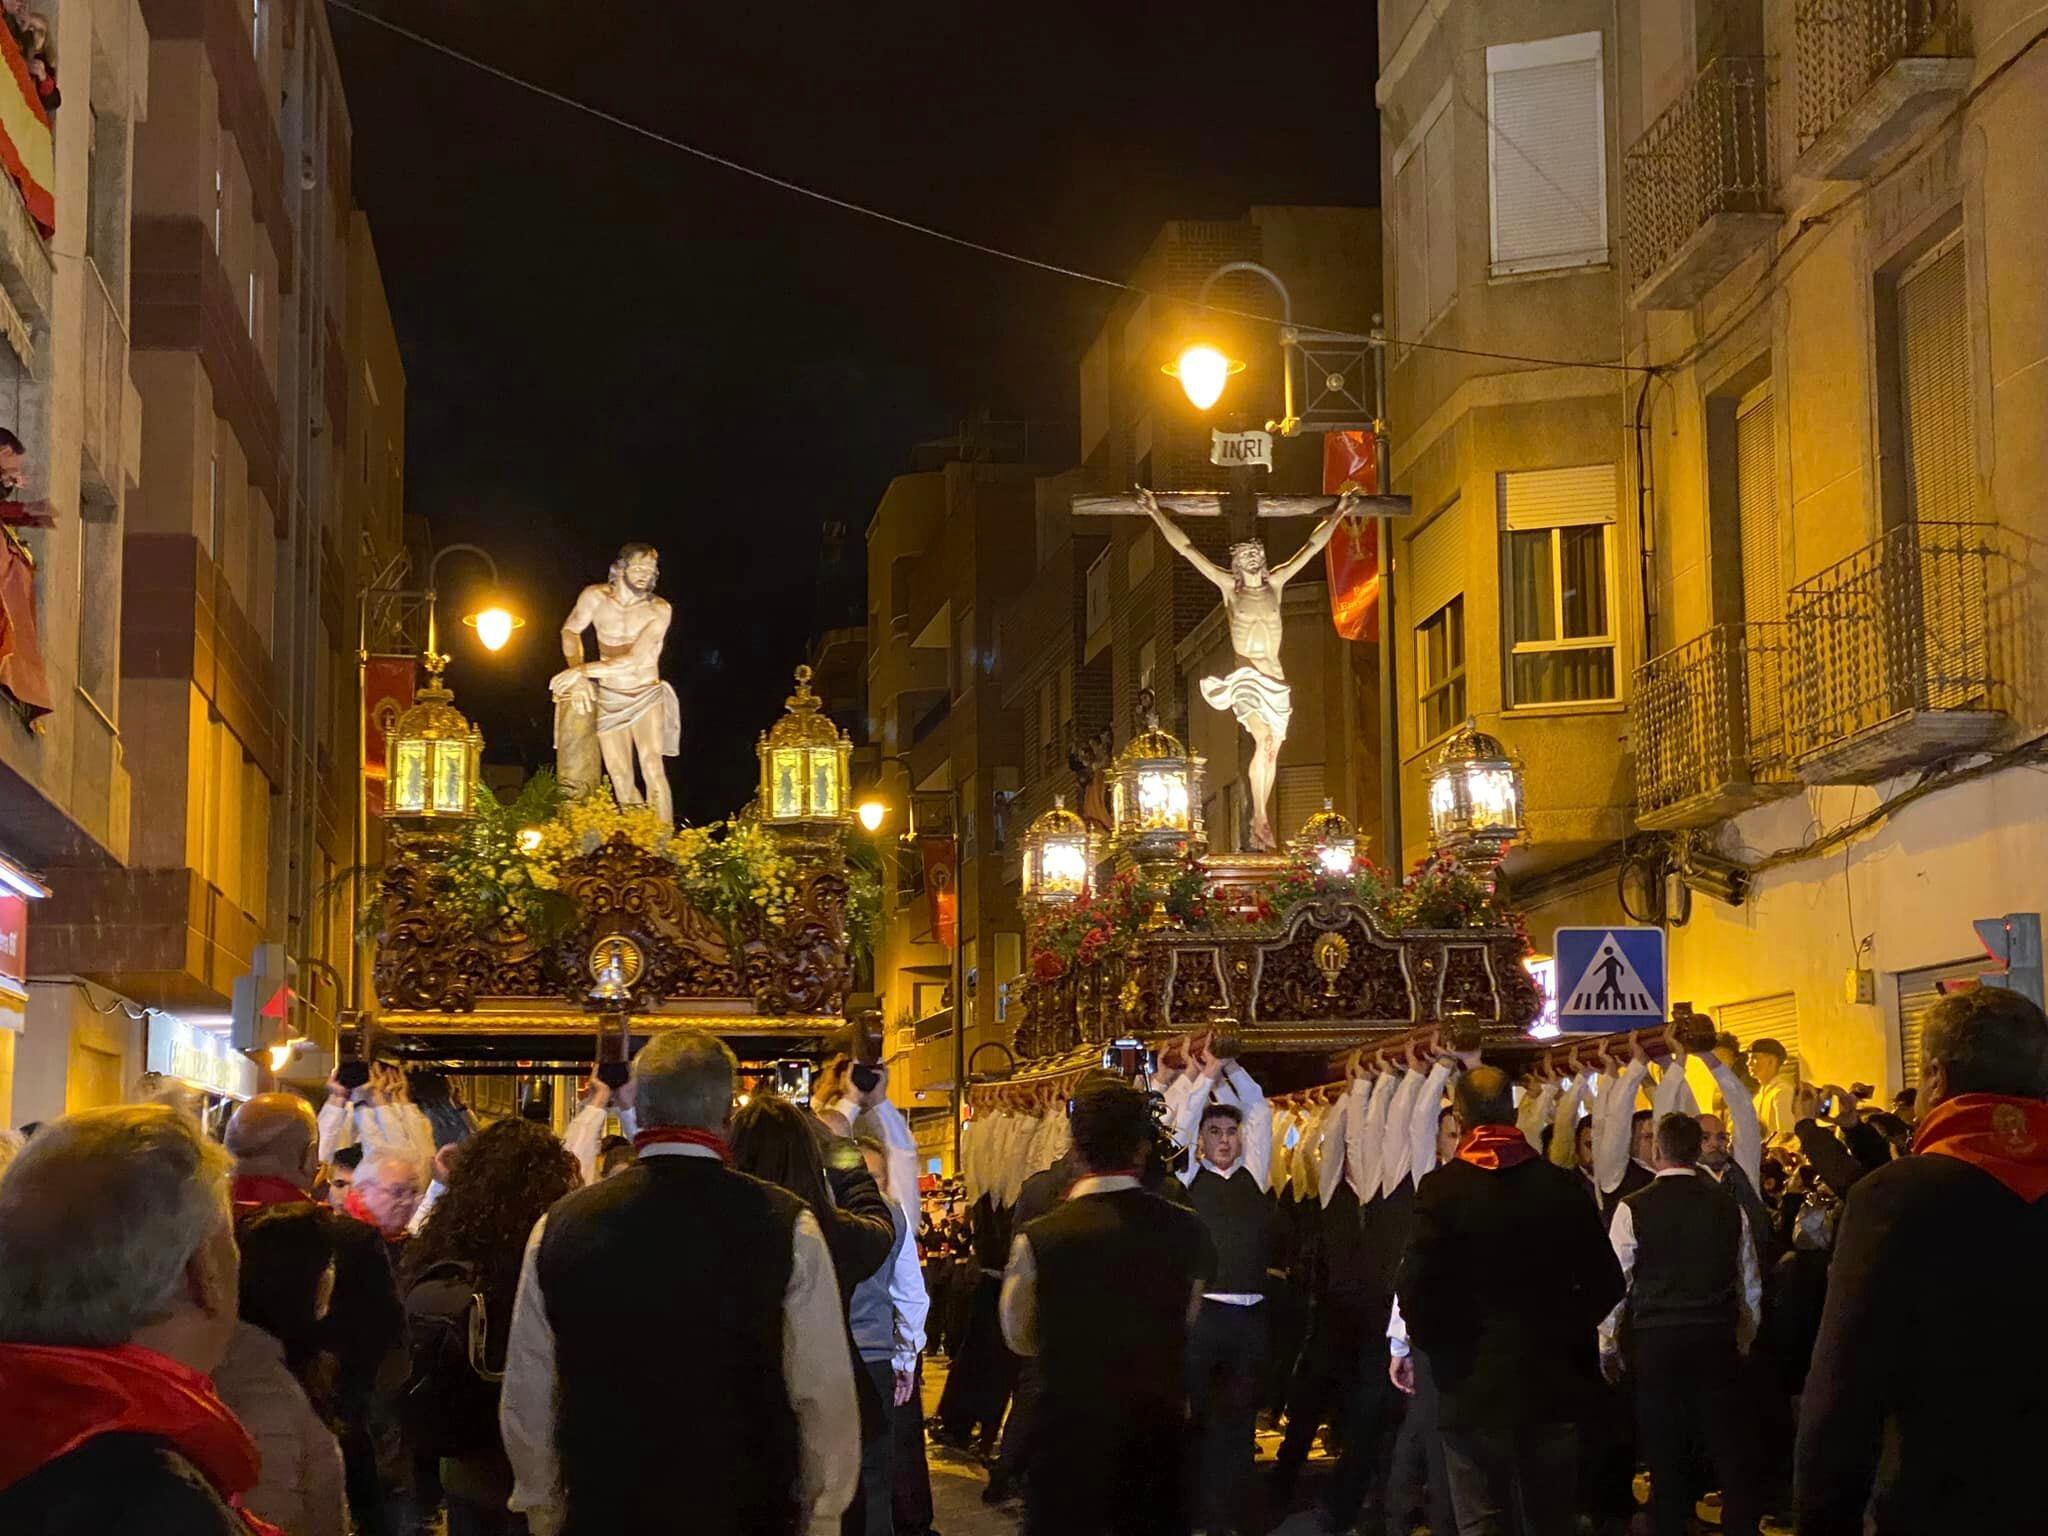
1322, 430, 1380, 496
1326, 514, 1381, 641
921, 837, 957, 950
364, 658, 416, 821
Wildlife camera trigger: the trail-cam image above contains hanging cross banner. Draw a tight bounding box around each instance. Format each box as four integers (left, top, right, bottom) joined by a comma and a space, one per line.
1554, 926, 1667, 1030
1210, 428, 1274, 470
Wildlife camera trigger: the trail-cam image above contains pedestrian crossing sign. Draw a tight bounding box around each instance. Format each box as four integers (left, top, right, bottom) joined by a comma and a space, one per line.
1554, 926, 1666, 1030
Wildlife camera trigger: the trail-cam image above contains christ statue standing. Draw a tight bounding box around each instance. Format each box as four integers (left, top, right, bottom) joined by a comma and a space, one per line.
1136, 488, 1354, 850
551, 541, 680, 824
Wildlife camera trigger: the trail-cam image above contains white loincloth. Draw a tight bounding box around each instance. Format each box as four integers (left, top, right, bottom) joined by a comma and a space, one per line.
594, 678, 681, 757
1200, 666, 1292, 740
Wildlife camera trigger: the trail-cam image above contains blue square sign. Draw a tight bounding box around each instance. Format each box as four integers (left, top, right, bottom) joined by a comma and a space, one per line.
1554, 926, 1667, 1031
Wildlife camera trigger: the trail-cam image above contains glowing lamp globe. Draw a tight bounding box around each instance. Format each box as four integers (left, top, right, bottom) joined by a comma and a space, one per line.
756, 665, 852, 831
1293, 799, 1359, 877
1021, 797, 1100, 911
856, 799, 888, 833
1163, 344, 1245, 412
464, 605, 523, 652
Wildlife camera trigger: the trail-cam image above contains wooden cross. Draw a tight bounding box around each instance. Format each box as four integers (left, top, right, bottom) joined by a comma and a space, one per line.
1072, 490, 1411, 545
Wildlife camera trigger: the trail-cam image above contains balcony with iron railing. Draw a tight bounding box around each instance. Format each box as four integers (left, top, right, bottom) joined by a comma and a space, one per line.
1794, 0, 1971, 181
1785, 520, 2010, 783
1625, 57, 1778, 311
1632, 621, 1797, 828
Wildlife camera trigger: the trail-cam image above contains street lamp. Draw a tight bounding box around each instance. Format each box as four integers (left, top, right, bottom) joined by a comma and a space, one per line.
756, 665, 854, 846
1164, 343, 1245, 412
857, 753, 968, 1175
1426, 719, 1525, 891
463, 606, 523, 652
383, 655, 483, 839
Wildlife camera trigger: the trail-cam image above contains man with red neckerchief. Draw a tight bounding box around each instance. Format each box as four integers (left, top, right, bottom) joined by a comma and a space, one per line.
1796, 985, 2048, 1535
0, 1104, 283, 1535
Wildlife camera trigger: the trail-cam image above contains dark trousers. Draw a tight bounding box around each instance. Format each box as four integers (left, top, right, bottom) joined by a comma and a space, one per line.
1278, 1292, 1371, 1475
1633, 1326, 1763, 1536
1187, 1300, 1267, 1532
891, 1360, 935, 1535
935, 1275, 1017, 1446
845, 1359, 896, 1536
1027, 1398, 1187, 1536
445, 1495, 528, 1536
1321, 1314, 1397, 1529
994, 1358, 1043, 1493
1438, 1420, 1579, 1536
1384, 1352, 1453, 1536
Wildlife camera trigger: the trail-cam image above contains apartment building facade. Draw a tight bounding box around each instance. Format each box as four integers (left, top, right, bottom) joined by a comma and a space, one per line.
1378, 0, 2047, 1088
18, 0, 404, 1122
864, 434, 1039, 1169
0, 0, 151, 1122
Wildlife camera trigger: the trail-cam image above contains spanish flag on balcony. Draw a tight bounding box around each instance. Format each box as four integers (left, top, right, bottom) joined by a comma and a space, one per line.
0, 22, 53, 238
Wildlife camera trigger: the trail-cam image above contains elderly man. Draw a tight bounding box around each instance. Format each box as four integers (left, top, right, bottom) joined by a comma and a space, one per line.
501, 1027, 858, 1535
0, 1105, 269, 1533
224, 1093, 405, 1536
345, 1148, 424, 1246
1797, 987, 2048, 1535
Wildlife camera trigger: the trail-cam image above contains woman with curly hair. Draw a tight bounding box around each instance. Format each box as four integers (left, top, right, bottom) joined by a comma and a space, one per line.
402, 1117, 580, 1535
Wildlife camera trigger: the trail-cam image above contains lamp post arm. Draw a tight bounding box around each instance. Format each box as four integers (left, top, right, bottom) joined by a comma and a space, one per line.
424, 544, 504, 665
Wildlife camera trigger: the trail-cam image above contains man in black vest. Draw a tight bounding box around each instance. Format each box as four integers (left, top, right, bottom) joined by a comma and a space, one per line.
1598, 1112, 1763, 1536
1797, 986, 2048, 1535
1400, 1066, 1623, 1536
499, 1028, 859, 1535
1180, 1099, 1274, 1536
1000, 1076, 1213, 1536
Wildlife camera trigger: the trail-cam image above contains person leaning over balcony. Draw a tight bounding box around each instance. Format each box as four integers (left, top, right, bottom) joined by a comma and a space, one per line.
0, 1105, 278, 1535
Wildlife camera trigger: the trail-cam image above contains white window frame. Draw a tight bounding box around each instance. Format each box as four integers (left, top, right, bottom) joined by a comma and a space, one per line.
1415, 595, 1467, 746
1503, 522, 1619, 709
1485, 31, 1609, 278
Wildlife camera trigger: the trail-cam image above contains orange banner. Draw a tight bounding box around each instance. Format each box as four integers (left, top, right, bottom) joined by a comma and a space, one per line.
1326, 515, 1381, 641
1321, 430, 1379, 496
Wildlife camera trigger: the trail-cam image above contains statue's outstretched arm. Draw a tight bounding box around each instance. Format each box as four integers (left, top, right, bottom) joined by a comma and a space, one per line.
1271, 492, 1359, 586
1136, 487, 1231, 591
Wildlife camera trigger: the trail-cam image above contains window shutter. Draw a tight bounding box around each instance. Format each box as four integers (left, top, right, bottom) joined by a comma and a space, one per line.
1276, 764, 1326, 845
1736, 388, 1780, 623
1408, 499, 1465, 624
1896, 959, 1993, 1089
1498, 464, 1617, 530
1898, 235, 1974, 524
1487, 33, 1608, 275
1716, 993, 1800, 1073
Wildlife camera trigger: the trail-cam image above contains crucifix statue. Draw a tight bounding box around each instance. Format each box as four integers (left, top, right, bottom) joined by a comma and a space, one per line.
1133, 486, 1360, 850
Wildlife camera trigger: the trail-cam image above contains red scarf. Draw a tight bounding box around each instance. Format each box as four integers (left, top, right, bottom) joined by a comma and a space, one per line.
341, 1186, 405, 1244
1913, 1093, 2048, 1201
1456, 1123, 1538, 1171
0, 1342, 283, 1534
632, 1125, 730, 1162
229, 1174, 311, 1214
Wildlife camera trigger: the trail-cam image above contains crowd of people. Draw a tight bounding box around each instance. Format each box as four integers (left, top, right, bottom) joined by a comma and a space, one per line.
0, 985, 2040, 1535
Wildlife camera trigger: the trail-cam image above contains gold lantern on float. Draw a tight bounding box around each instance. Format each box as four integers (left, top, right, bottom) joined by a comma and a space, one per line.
1109, 715, 1205, 916
385, 658, 483, 841
1426, 719, 1525, 888
1294, 799, 1359, 877
1021, 796, 1100, 914
756, 665, 853, 844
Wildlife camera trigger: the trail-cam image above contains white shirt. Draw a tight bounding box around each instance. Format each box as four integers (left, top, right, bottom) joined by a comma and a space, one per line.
853, 1099, 931, 1367
1594, 1059, 1651, 1196
1387, 1295, 1410, 1360
1597, 1167, 1764, 1358
1347, 1072, 1397, 1203
1379, 1068, 1424, 1197
1404, 1060, 1454, 1186
499, 1142, 859, 1536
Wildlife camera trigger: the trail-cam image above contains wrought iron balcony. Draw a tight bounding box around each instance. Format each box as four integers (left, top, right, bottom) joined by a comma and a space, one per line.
1795, 0, 1971, 181
1625, 57, 1778, 311
1785, 521, 2009, 783
1632, 622, 1796, 829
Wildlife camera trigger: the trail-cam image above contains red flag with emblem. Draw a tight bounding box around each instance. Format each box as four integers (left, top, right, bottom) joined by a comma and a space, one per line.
921, 837, 957, 949
364, 658, 416, 822
1323, 433, 1382, 640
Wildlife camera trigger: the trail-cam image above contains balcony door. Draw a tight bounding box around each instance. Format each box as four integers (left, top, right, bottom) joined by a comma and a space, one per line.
1734, 383, 1784, 756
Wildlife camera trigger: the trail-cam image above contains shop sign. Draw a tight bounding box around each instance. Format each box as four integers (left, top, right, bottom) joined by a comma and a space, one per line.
147, 1013, 258, 1101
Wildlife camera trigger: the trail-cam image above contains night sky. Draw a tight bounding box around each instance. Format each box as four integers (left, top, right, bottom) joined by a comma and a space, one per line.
329, 0, 1379, 823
